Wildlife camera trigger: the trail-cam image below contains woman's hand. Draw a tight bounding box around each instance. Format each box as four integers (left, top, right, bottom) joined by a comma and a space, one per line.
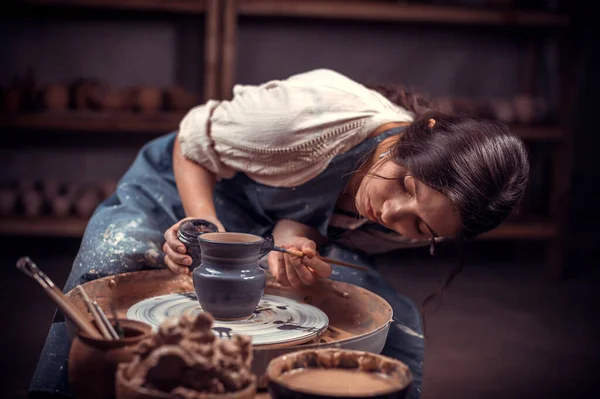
267, 236, 332, 288
163, 216, 225, 275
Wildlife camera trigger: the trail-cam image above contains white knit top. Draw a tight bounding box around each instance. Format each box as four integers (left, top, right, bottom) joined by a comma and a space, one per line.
178, 69, 414, 187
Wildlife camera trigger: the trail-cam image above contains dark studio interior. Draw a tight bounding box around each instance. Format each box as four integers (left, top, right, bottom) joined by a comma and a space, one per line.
1, 1, 599, 398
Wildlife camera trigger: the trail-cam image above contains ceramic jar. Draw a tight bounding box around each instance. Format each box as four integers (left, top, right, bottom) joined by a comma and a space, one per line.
193, 232, 268, 320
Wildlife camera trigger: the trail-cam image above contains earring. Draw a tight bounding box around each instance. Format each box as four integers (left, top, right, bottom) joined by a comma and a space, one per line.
428, 118, 436, 129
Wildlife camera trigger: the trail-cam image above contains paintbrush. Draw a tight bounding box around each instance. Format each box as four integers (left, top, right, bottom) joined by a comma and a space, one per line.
110, 304, 125, 339
92, 301, 120, 339
16, 257, 102, 339
271, 246, 369, 272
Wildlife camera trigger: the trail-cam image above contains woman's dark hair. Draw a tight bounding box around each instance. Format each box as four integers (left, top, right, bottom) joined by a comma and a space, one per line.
368, 84, 530, 239
368, 84, 530, 334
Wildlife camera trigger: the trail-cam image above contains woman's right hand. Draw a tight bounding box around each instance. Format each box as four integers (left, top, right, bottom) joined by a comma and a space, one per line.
163, 216, 225, 275
267, 236, 331, 288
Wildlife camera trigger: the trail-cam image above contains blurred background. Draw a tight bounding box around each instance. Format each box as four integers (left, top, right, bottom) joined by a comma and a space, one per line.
1, 1, 598, 398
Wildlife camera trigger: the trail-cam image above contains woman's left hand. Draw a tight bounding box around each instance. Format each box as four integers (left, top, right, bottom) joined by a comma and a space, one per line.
267, 236, 332, 288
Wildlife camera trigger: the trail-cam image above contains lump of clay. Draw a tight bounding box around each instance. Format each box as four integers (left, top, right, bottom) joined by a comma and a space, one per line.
122, 313, 254, 397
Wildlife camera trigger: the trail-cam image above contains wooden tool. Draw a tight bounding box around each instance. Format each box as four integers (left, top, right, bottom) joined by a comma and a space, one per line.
272, 246, 369, 272
93, 301, 120, 339
76, 286, 118, 340
16, 257, 102, 339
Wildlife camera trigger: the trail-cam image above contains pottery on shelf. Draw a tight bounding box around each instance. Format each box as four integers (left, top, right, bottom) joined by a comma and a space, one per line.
40, 83, 69, 111
132, 86, 162, 114
193, 232, 269, 320
68, 319, 152, 399
0, 187, 18, 215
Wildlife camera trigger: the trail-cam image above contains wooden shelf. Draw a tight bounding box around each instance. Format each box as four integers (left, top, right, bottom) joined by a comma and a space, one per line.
479, 220, 557, 240
238, 1, 570, 28
25, 0, 207, 14
0, 216, 557, 240
0, 112, 563, 140
0, 111, 186, 134
511, 125, 563, 141
0, 217, 89, 237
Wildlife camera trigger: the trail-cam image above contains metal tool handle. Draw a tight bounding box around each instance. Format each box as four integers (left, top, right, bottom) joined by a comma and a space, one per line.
16, 256, 56, 289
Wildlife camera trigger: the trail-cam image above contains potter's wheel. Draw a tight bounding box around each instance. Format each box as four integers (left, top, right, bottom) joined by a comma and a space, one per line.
65, 270, 393, 387
126, 293, 329, 347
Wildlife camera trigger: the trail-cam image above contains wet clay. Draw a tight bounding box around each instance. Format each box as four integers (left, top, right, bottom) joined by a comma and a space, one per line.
121, 313, 255, 396
279, 369, 397, 396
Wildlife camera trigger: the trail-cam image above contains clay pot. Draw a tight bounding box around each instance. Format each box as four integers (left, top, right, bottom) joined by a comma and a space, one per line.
267, 349, 413, 399
21, 188, 43, 217
193, 232, 268, 320
3, 86, 23, 113
51, 195, 72, 217
40, 83, 69, 111
0, 187, 18, 216
115, 364, 257, 399
71, 79, 99, 110
132, 86, 163, 114
74, 187, 100, 217
88, 84, 130, 111
99, 179, 119, 200
164, 85, 199, 111
68, 319, 152, 399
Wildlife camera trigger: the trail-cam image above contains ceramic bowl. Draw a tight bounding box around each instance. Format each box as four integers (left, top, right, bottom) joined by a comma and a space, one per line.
266, 348, 412, 399
115, 364, 257, 399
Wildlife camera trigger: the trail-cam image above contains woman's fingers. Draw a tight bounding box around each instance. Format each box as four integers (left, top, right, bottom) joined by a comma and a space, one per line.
163, 243, 191, 275
286, 253, 315, 286
284, 255, 305, 288
163, 241, 192, 267
303, 256, 332, 278
164, 223, 187, 254
285, 238, 330, 280
300, 240, 317, 257
268, 252, 290, 287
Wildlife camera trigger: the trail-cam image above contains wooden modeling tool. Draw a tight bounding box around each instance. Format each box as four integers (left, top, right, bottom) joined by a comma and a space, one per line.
16, 257, 102, 339
76, 285, 119, 339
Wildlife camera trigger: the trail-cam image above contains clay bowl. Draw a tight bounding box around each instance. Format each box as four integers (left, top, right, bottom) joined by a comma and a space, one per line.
64, 270, 393, 388
115, 364, 257, 399
68, 319, 152, 399
266, 349, 412, 399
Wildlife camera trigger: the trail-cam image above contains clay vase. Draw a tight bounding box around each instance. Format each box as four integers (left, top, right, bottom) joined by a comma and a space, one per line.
68, 319, 152, 399
193, 232, 269, 320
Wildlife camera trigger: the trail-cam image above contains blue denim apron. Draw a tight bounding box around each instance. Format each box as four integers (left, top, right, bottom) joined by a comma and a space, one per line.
30, 129, 424, 398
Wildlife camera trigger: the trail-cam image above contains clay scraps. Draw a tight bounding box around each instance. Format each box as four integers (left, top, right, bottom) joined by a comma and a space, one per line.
120, 312, 255, 397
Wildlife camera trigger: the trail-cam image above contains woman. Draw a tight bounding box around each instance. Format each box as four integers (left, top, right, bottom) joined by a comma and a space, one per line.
30, 69, 528, 399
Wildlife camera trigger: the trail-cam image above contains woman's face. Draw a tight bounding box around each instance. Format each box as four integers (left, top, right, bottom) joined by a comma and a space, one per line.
355, 160, 461, 240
